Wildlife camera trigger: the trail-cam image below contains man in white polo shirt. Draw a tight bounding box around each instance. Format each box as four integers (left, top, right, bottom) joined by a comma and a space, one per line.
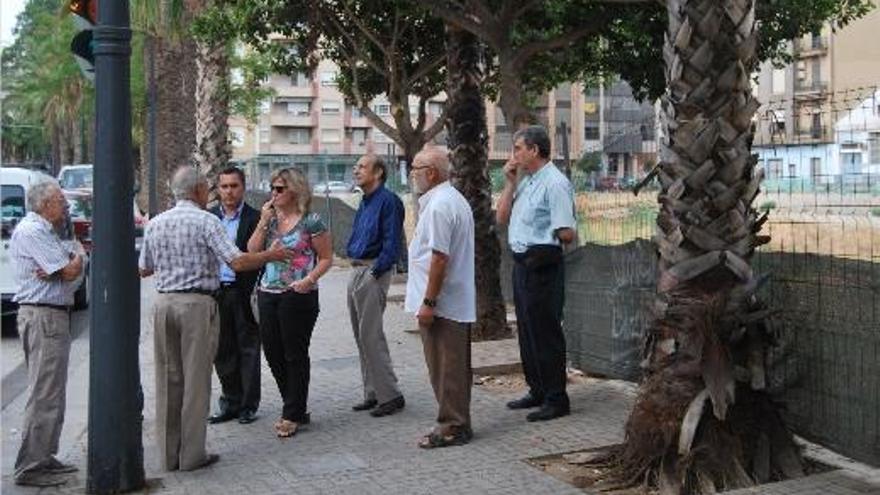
405, 147, 476, 449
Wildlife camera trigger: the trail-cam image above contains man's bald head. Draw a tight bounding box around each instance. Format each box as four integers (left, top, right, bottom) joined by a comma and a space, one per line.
413, 146, 450, 180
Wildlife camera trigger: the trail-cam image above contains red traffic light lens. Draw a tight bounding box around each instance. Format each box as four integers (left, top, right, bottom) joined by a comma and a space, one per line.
69, 0, 97, 24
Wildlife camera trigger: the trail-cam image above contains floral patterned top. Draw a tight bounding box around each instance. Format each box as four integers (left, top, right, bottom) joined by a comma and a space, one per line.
258, 212, 327, 293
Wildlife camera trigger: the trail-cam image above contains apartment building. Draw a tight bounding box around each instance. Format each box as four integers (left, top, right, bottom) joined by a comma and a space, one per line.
486, 80, 658, 182
752, 8, 880, 182
229, 59, 445, 190
230, 57, 658, 189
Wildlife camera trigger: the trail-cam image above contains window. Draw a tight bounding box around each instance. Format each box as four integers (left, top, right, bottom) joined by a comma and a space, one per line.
320, 71, 337, 86
767, 159, 783, 179
869, 132, 880, 164
321, 101, 341, 114
1, 185, 25, 240
321, 128, 341, 143
229, 127, 245, 148
374, 104, 390, 115
428, 101, 445, 116
286, 100, 311, 116
810, 157, 821, 178
351, 128, 368, 145
584, 125, 600, 140
259, 127, 270, 144
373, 129, 391, 143
291, 72, 310, 87
351, 107, 363, 118
788, 163, 797, 177
771, 69, 786, 94
288, 127, 311, 145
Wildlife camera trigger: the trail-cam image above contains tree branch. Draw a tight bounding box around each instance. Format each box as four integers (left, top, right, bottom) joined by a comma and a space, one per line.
338, 2, 392, 59
406, 52, 446, 88
515, 25, 603, 65
424, 104, 449, 142
424, 3, 493, 43
322, 10, 387, 77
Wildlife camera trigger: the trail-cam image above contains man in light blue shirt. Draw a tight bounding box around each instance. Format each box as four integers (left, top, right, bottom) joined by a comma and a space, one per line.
497, 125, 576, 422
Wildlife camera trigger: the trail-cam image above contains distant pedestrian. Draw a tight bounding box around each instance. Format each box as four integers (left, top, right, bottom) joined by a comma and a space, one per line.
208, 167, 263, 426
247, 168, 333, 439
346, 154, 406, 417
405, 147, 475, 448
496, 125, 576, 422
10, 180, 84, 487
139, 167, 291, 471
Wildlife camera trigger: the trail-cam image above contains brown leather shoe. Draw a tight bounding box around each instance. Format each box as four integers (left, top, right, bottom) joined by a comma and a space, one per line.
184, 454, 220, 471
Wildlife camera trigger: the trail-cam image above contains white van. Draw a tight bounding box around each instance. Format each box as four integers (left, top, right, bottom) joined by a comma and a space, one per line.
1, 167, 89, 320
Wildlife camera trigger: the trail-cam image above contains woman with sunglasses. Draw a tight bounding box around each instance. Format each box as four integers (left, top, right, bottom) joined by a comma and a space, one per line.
247, 168, 333, 438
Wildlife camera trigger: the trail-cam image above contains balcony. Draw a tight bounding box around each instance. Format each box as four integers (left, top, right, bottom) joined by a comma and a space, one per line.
268, 110, 318, 128
794, 125, 829, 142
794, 80, 828, 99
794, 36, 828, 57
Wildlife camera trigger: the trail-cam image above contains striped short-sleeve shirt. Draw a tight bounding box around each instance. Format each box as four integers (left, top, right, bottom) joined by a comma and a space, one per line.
138, 200, 242, 292
10, 212, 80, 306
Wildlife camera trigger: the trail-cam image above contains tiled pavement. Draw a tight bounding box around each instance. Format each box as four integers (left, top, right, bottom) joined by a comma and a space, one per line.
2, 266, 878, 494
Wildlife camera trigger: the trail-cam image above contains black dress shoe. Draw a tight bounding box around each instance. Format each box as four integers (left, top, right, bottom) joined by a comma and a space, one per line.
238, 410, 257, 424
526, 403, 570, 422
370, 396, 405, 417
352, 398, 378, 411
506, 393, 543, 410
208, 410, 238, 424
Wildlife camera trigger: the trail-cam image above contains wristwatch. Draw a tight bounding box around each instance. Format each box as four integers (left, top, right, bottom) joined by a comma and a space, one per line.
422, 297, 437, 308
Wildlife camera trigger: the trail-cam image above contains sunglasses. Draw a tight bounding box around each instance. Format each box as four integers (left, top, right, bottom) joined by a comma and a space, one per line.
271, 185, 287, 193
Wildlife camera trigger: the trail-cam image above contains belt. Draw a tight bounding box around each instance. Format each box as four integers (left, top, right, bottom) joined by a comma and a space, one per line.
19, 302, 72, 312
158, 288, 217, 297
350, 258, 376, 267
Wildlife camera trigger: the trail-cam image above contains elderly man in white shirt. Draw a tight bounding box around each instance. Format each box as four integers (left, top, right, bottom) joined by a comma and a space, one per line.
10, 180, 84, 487
405, 147, 476, 449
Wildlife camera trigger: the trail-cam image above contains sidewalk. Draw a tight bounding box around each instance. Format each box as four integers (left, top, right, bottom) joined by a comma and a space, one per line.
2, 266, 879, 494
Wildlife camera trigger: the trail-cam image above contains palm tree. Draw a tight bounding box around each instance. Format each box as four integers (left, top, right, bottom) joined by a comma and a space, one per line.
132, 0, 198, 210
604, 1, 803, 492
445, 25, 508, 340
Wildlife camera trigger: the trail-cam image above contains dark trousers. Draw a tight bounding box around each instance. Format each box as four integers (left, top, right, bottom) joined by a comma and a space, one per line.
258, 290, 319, 423
512, 259, 569, 408
214, 284, 261, 415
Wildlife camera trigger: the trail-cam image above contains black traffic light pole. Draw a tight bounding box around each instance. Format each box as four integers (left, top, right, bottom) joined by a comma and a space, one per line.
87, 0, 145, 493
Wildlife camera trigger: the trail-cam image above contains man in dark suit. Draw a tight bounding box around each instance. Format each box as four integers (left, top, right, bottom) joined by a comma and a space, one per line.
208, 167, 262, 425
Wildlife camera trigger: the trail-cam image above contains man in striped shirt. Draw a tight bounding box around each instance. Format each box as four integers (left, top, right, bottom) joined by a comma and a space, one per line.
139, 167, 290, 472
10, 180, 84, 487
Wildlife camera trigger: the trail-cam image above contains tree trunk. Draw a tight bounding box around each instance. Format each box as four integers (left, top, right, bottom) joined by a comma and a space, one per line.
445, 25, 509, 341
141, 36, 197, 211
192, 39, 231, 192
497, 58, 536, 129
605, 1, 803, 493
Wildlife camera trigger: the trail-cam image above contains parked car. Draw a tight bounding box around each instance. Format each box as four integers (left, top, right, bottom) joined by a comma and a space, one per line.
58, 164, 94, 190
313, 181, 360, 194
1, 168, 79, 328
56, 163, 147, 252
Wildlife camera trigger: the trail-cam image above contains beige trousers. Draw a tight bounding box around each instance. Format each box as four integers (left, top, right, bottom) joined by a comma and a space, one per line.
14, 306, 71, 479
152, 293, 219, 471
347, 266, 401, 403
419, 317, 472, 435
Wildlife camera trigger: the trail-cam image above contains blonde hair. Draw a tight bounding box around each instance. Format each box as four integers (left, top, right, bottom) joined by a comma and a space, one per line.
271, 167, 312, 213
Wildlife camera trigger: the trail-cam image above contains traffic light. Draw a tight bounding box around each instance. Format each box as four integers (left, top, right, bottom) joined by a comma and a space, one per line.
69, 0, 97, 82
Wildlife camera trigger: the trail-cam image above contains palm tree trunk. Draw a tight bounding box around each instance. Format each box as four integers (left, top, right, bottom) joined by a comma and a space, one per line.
445, 25, 509, 341
143, 36, 197, 210
192, 39, 231, 191
606, 1, 803, 493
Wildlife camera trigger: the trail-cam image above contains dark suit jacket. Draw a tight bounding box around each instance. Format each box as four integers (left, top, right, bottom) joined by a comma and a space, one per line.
211, 202, 260, 295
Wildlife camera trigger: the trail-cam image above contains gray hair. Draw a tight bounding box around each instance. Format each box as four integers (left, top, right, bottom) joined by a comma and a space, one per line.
170, 166, 207, 201
27, 179, 62, 213
513, 125, 551, 159
417, 146, 451, 180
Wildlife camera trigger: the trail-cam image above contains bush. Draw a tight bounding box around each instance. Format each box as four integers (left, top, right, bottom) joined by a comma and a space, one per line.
759, 201, 777, 213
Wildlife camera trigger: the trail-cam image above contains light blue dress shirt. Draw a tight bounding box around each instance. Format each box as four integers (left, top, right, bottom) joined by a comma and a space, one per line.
219, 201, 244, 283
508, 162, 577, 254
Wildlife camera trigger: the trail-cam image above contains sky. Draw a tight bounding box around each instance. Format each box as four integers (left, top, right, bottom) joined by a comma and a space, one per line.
1, 0, 28, 45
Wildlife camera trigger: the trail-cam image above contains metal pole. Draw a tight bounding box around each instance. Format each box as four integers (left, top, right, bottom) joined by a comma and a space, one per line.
88, 0, 145, 493
148, 35, 158, 217
560, 120, 570, 179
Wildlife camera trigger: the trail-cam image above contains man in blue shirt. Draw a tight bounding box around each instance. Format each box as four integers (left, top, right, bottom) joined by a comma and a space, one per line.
346, 154, 406, 417
497, 125, 576, 422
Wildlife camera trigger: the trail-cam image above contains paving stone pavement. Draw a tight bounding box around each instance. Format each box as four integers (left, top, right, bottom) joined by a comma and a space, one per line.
2, 266, 879, 494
